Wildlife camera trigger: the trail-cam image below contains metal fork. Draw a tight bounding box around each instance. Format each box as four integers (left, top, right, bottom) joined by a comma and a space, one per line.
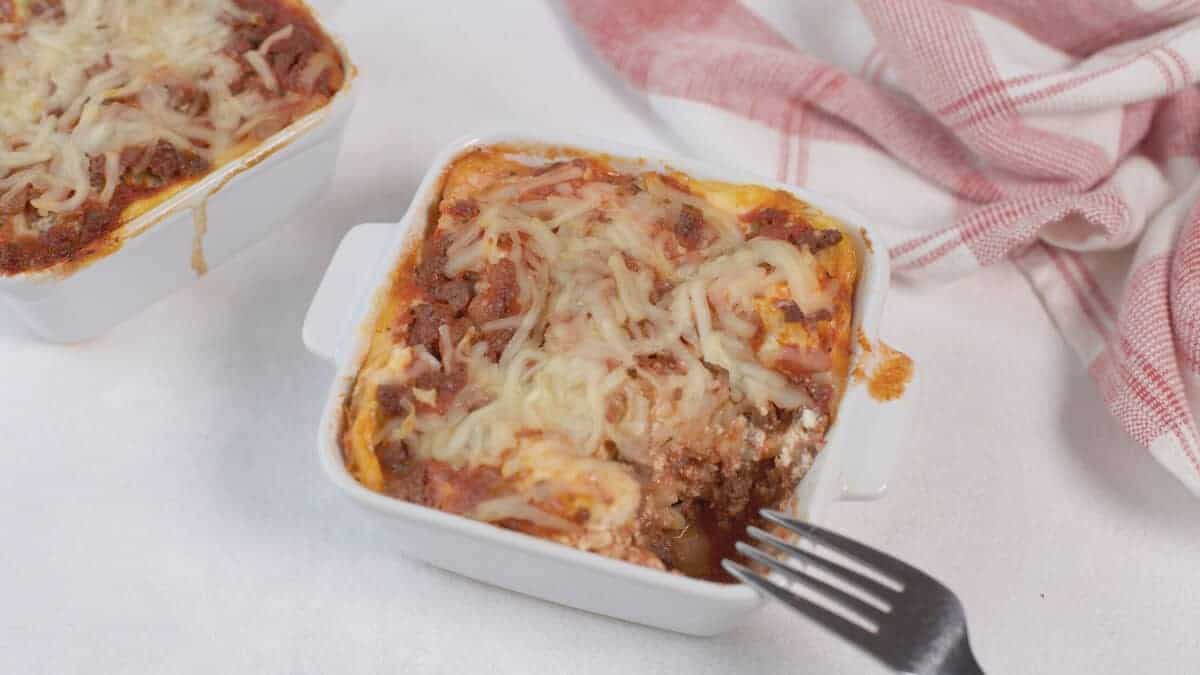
723, 510, 985, 675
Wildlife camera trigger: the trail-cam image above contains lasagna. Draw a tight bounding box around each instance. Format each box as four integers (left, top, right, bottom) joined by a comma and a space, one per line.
0, 0, 345, 274
341, 146, 859, 581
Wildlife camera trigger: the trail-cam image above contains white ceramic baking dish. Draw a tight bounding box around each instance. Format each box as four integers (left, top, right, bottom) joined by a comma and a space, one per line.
302, 132, 917, 636
0, 4, 356, 343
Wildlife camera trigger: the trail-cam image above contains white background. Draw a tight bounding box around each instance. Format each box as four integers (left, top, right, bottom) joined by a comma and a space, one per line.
2, 3, 1199, 673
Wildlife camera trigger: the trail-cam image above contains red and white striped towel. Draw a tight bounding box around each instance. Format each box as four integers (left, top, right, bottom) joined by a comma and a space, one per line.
568, 0, 1200, 495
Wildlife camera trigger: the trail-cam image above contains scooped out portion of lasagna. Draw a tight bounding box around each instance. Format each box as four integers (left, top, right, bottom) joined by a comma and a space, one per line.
341, 146, 859, 581
0, 0, 345, 274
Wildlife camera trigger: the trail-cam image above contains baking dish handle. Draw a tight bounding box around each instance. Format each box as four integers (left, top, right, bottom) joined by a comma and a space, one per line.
303, 222, 392, 364
837, 360, 919, 501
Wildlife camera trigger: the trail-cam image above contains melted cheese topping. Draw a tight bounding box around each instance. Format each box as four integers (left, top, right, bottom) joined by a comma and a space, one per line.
344, 148, 857, 562
0, 0, 338, 244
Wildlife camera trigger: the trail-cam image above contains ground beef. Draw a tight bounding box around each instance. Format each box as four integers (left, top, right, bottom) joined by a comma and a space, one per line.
166, 82, 210, 116
422, 462, 505, 515
776, 299, 806, 323
120, 146, 144, 170
775, 300, 832, 324
799, 228, 844, 252
375, 440, 409, 473
746, 207, 843, 253
404, 233, 502, 361
483, 327, 515, 361
673, 204, 706, 250
467, 258, 518, 325
382, 455, 429, 504
181, 151, 208, 178
413, 368, 467, 413
224, 10, 281, 92
746, 207, 789, 232
766, 222, 840, 252
269, 29, 309, 77
444, 198, 479, 220
376, 366, 465, 420
0, 246, 19, 271
117, 141, 209, 186
147, 141, 183, 180
80, 204, 118, 240
44, 223, 77, 259
432, 278, 473, 315
88, 156, 106, 190
273, 24, 334, 92
376, 383, 409, 417
414, 235, 451, 289
404, 302, 455, 356
755, 217, 806, 244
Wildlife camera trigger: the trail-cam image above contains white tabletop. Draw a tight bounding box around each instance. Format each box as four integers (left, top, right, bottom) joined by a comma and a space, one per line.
3, 3, 1199, 674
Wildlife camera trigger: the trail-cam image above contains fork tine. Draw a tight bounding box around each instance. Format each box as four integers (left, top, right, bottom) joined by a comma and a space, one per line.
745, 526, 898, 603
762, 510, 928, 587
734, 542, 885, 623
722, 560, 880, 651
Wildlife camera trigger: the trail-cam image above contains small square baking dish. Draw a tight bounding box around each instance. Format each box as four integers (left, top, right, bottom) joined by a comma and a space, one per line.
0, 1, 357, 343
302, 132, 917, 635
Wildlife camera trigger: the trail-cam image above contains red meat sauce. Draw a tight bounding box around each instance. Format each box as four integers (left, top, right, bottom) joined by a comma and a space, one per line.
377, 452, 507, 517
225, 0, 344, 98
673, 203, 707, 250
0, 0, 345, 275
0, 143, 210, 274
378, 199, 523, 423
374, 452, 591, 542
743, 206, 843, 252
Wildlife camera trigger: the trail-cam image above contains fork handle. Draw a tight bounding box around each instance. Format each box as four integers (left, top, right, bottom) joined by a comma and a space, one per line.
941, 636, 985, 675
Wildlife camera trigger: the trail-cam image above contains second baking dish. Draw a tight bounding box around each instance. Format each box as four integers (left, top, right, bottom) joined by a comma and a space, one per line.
0, 0, 357, 342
